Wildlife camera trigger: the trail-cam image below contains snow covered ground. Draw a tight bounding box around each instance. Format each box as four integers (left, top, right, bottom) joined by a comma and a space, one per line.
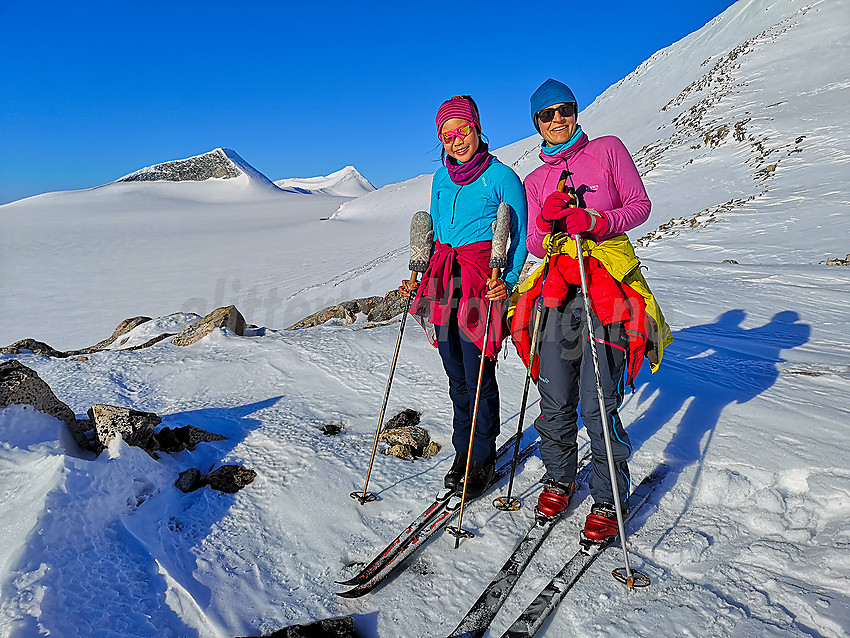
1, 0, 849, 636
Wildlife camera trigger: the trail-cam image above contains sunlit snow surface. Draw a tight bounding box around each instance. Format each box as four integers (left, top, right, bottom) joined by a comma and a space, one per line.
2, 0, 850, 636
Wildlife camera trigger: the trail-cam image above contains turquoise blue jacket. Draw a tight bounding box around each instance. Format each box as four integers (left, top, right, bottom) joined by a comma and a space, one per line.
429, 158, 528, 290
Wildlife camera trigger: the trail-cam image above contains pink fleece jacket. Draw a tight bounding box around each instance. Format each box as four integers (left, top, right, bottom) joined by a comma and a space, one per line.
524, 133, 650, 258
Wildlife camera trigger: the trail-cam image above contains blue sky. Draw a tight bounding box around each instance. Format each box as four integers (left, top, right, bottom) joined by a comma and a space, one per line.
0, 1, 737, 204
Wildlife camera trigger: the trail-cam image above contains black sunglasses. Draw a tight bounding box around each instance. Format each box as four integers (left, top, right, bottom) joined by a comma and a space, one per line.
536, 103, 577, 123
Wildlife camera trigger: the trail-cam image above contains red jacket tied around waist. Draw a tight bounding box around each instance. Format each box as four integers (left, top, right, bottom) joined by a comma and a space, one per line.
413, 240, 508, 360
511, 252, 648, 386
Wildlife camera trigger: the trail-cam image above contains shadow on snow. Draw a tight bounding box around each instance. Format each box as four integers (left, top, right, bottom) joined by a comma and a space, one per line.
622, 309, 810, 525
2, 397, 282, 638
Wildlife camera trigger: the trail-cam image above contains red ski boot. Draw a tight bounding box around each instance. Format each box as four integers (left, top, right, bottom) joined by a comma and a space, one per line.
536, 480, 576, 518
582, 502, 621, 543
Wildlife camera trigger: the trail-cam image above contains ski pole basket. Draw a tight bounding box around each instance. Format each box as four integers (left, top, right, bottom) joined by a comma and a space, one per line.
612, 567, 651, 588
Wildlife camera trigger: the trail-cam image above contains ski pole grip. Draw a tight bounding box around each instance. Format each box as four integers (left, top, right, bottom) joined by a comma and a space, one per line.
556, 169, 578, 206
409, 210, 434, 273
489, 202, 511, 270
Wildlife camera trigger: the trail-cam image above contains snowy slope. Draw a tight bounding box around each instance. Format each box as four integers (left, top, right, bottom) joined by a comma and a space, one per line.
1, 0, 850, 637
0, 155, 394, 350
274, 166, 376, 198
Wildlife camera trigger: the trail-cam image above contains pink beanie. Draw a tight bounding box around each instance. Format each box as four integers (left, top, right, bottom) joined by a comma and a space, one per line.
436, 96, 481, 134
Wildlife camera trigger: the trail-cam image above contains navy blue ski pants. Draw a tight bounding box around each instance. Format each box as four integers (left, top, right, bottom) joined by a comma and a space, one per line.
436, 315, 500, 464
533, 291, 632, 506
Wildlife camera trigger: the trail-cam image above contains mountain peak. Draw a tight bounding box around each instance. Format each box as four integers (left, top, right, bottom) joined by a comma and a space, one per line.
117, 148, 276, 187
274, 166, 375, 197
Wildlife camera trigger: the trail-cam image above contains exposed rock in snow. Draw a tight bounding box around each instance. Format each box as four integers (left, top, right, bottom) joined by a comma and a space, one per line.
286, 296, 384, 329
274, 166, 375, 198
171, 305, 246, 346
287, 289, 409, 330
174, 468, 202, 493
243, 616, 359, 638
87, 404, 161, 453
117, 148, 279, 188
0, 339, 67, 358
365, 289, 408, 323
822, 254, 850, 266
81, 316, 152, 353
379, 409, 440, 460
153, 424, 227, 454
202, 464, 257, 493
0, 360, 77, 431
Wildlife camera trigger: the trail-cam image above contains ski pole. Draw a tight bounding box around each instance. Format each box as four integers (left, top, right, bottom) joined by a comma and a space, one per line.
573, 231, 650, 588
351, 211, 433, 505
447, 202, 511, 546
494, 170, 572, 512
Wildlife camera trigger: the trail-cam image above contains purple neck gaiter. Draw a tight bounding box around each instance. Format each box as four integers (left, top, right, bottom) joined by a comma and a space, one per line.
446, 142, 493, 186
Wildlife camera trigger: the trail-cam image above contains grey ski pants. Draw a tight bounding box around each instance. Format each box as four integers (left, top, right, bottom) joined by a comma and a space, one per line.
533, 291, 632, 506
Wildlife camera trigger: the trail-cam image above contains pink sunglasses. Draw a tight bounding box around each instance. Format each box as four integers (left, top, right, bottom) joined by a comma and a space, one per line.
439, 123, 476, 144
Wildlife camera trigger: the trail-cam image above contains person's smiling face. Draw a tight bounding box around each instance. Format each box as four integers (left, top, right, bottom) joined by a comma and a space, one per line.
538, 103, 577, 146
440, 118, 480, 163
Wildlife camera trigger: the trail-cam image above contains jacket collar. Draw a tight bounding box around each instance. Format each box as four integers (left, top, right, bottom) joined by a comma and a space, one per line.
539, 131, 590, 167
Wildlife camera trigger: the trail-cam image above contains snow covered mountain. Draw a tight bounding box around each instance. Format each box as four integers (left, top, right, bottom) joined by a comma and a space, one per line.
0, 150, 382, 350
1, 1, 849, 637
274, 166, 376, 197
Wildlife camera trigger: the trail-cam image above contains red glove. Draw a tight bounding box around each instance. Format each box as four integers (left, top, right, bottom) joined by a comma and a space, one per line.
536, 191, 578, 232
562, 208, 610, 236
537, 196, 611, 237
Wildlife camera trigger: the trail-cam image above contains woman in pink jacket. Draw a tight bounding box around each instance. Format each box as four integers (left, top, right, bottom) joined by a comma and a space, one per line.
523, 78, 651, 544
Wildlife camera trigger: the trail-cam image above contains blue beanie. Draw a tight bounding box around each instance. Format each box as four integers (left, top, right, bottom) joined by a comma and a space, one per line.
530, 79, 577, 132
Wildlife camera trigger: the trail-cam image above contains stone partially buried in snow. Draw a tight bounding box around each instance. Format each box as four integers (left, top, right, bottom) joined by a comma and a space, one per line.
171, 305, 246, 346
379, 409, 440, 460
88, 404, 161, 452
202, 465, 257, 493
79, 315, 153, 353
175, 468, 203, 493
154, 424, 228, 453
0, 360, 86, 440
241, 615, 359, 637
366, 289, 408, 323
0, 339, 67, 358
287, 297, 383, 330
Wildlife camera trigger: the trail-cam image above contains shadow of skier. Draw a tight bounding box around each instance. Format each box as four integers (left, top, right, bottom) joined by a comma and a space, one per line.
625, 309, 810, 511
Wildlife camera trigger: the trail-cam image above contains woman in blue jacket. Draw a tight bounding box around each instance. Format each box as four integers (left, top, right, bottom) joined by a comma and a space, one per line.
403, 95, 527, 497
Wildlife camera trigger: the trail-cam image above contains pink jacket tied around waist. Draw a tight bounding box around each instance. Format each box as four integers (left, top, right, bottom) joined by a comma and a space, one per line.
412, 240, 508, 360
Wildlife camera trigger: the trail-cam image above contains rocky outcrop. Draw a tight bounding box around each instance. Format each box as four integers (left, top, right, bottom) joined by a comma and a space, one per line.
0, 360, 82, 438
242, 616, 359, 638
287, 297, 383, 330
636, 196, 756, 247
175, 468, 203, 493
119, 148, 242, 182
201, 465, 257, 493
0, 339, 68, 358
79, 316, 153, 353
79, 405, 228, 456
379, 409, 440, 460
153, 425, 227, 453
87, 404, 161, 452
322, 423, 344, 436
822, 253, 850, 266
2, 315, 153, 359
172, 306, 246, 346
366, 289, 408, 323
174, 464, 256, 494
288, 288, 411, 330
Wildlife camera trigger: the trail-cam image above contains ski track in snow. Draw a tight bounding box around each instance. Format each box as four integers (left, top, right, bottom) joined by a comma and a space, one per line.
2, 0, 850, 636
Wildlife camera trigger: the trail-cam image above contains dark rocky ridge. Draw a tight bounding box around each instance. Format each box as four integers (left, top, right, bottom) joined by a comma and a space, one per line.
119, 148, 242, 182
